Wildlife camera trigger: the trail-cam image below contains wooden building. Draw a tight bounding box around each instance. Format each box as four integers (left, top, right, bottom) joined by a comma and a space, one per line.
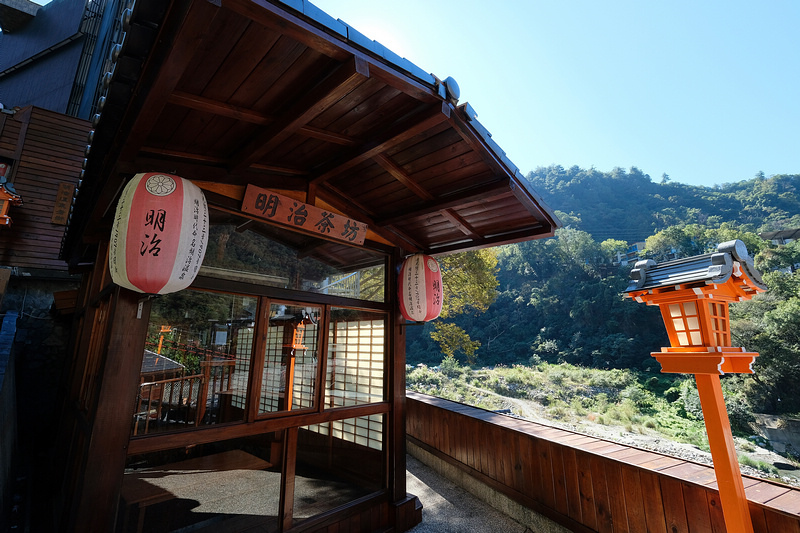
0, 105, 89, 269
49, 1, 559, 531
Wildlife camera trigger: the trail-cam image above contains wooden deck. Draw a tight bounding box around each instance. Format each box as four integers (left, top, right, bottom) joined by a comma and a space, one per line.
406, 391, 800, 533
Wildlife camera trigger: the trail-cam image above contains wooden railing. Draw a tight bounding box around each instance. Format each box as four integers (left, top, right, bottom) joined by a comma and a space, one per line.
133, 360, 235, 436
406, 391, 800, 533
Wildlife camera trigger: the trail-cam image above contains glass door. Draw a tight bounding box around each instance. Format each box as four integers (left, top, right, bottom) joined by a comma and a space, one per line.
258, 302, 322, 415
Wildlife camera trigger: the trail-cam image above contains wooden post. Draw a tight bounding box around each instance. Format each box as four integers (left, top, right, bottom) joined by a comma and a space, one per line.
280, 427, 298, 531
71, 288, 151, 532
695, 374, 754, 533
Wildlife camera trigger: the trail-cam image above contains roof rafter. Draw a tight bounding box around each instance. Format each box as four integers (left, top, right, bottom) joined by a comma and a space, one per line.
229, 55, 370, 172
374, 178, 510, 226
316, 183, 423, 252
310, 101, 451, 186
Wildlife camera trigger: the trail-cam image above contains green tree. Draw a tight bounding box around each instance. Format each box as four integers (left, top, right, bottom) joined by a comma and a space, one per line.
428, 249, 499, 365
430, 322, 481, 364
600, 238, 629, 263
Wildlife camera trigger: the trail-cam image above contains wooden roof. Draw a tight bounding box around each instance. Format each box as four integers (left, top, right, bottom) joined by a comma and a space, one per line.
64, 0, 559, 266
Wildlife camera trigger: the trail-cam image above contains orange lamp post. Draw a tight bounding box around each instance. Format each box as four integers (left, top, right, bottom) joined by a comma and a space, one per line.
0, 166, 23, 226
626, 240, 766, 533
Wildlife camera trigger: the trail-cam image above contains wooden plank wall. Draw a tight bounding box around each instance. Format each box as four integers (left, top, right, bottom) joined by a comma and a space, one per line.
406, 391, 800, 533
0, 106, 90, 270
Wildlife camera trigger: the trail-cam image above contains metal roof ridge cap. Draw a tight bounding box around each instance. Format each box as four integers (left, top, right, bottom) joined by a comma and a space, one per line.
285, 0, 437, 86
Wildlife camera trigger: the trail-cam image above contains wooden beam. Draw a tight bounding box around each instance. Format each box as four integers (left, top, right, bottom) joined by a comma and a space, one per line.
316, 184, 423, 252
229, 55, 370, 172
374, 153, 433, 201
127, 401, 391, 456
137, 146, 310, 177
224, 0, 441, 102
508, 180, 560, 231
168, 91, 359, 146
374, 178, 510, 227
118, 1, 221, 163
428, 224, 551, 255
439, 209, 481, 239
311, 101, 451, 186
448, 104, 512, 180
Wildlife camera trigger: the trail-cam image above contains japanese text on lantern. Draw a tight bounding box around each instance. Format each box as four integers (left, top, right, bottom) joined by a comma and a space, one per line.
179, 198, 206, 281
241, 185, 368, 245
140, 209, 166, 257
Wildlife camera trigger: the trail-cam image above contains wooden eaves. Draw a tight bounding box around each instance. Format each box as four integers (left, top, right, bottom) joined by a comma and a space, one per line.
62, 0, 559, 267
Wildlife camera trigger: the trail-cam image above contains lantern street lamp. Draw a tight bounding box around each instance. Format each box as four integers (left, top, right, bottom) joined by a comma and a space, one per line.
625, 240, 766, 533
0, 161, 22, 227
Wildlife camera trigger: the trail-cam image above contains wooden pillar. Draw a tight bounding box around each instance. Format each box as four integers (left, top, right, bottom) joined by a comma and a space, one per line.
280, 427, 298, 531
71, 288, 151, 532
389, 250, 407, 501
388, 250, 422, 530
695, 374, 754, 533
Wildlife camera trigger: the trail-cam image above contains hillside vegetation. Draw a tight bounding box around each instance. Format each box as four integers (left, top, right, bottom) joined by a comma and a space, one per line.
407, 361, 794, 481
407, 169, 800, 425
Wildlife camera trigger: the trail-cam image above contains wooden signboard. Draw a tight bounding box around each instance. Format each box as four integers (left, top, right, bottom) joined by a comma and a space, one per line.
241, 185, 368, 245
52, 182, 74, 225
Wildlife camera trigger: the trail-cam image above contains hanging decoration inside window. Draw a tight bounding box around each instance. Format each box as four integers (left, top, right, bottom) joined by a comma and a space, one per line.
398, 253, 443, 322
109, 172, 208, 294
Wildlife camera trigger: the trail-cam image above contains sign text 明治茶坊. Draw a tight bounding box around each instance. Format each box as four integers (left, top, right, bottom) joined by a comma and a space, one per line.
241, 185, 368, 245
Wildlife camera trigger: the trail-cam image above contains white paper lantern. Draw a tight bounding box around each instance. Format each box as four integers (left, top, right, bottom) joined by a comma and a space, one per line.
398, 254, 443, 322
109, 172, 208, 294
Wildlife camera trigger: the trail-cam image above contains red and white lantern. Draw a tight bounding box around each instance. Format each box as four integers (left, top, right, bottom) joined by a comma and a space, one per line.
398, 254, 443, 322
109, 172, 208, 294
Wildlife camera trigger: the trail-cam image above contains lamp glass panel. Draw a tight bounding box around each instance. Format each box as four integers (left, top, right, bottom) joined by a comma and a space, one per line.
684, 301, 697, 315
669, 304, 682, 317
672, 318, 685, 331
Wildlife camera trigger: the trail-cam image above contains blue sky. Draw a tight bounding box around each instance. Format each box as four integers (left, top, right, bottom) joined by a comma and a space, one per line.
313, 0, 800, 188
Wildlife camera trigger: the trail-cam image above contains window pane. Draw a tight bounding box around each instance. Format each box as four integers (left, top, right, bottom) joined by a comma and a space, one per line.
677, 332, 689, 346
201, 217, 386, 302
669, 304, 682, 317
119, 436, 280, 532
259, 304, 320, 415
326, 308, 385, 408
672, 318, 685, 331
686, 317, 700, 330
294, 415, 384, 521
134, 291, 256, 436
684, 301, 697, 315
690, 331, 703, 345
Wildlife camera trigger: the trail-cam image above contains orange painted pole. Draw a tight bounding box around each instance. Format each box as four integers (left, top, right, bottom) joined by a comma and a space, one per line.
695, 373, 754, 533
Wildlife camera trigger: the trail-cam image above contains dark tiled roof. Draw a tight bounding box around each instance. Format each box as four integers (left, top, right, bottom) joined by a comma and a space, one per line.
0, 0, 83, 70
625, 239, 766, 293
140, 349, 184, 375
0, 0, 39, 34
0, 0, 86, 112
760, 228, 800, 242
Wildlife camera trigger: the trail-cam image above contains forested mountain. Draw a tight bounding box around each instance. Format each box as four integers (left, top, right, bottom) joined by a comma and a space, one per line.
408, 168, 800, 415
526, 166, 800, 242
